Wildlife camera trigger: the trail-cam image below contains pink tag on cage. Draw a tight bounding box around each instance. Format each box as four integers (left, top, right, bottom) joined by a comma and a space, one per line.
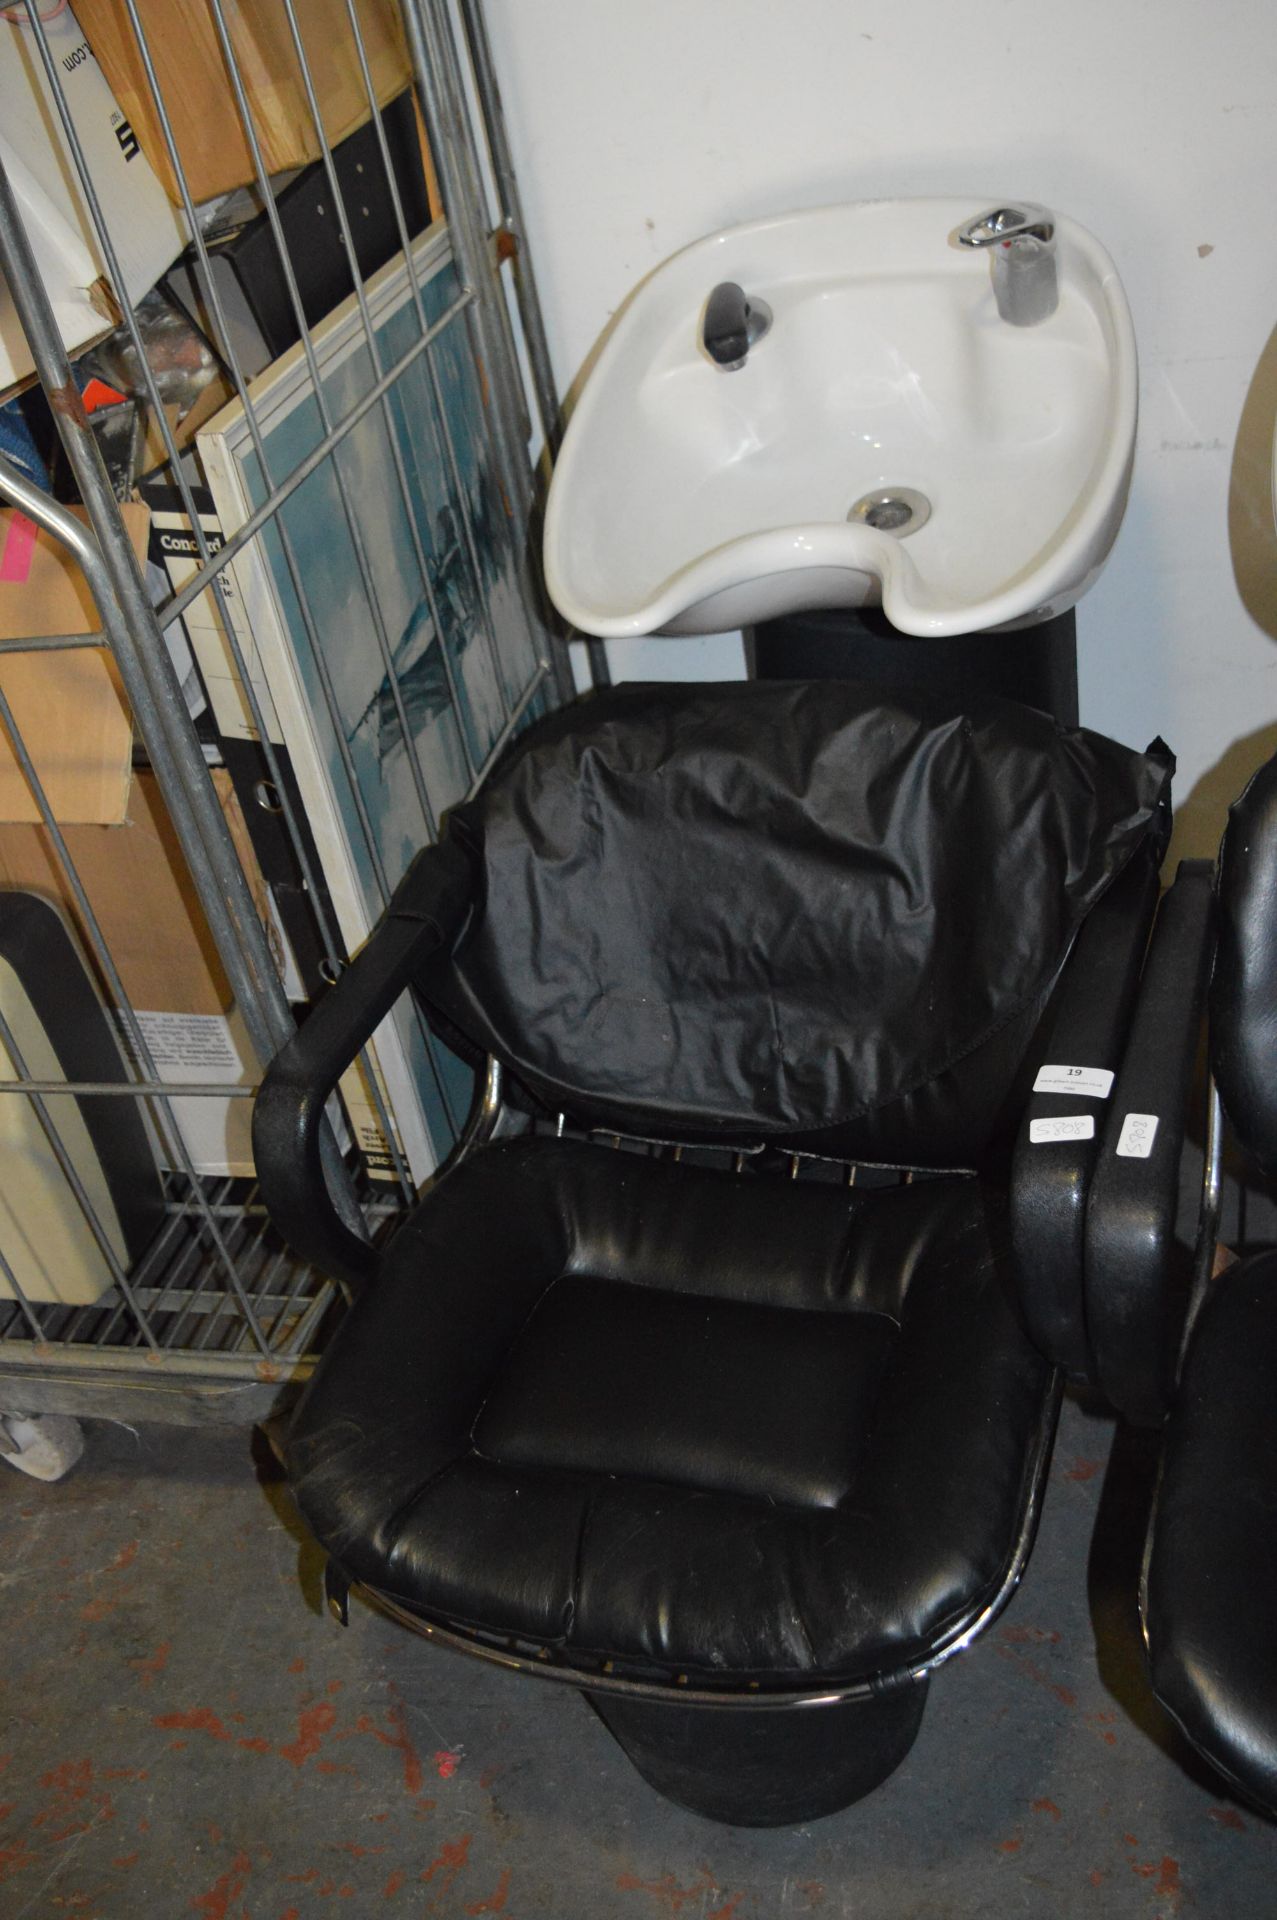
0, 511, 38, 586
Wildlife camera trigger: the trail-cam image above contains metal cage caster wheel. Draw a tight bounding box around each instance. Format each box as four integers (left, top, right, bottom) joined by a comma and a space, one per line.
0, 1412, 85, 1482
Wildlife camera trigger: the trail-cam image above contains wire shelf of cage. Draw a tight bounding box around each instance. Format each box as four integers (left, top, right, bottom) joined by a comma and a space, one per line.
0, 1169, 401, 1426
0, 0, 575, 1449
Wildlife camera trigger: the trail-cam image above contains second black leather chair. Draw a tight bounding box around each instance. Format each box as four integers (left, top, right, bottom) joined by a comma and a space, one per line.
1141, 750, 1277, 1812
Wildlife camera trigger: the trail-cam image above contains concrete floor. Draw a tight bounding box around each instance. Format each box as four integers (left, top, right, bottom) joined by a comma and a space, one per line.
0, 1390, 1271, 1920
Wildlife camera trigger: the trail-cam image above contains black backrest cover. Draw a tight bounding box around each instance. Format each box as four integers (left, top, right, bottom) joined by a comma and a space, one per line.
1211, 749, 1277, 1171
419, 682, 1172, 1163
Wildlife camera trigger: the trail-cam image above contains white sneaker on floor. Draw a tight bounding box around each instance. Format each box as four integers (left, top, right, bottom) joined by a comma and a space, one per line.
0, 1413, 85, 1482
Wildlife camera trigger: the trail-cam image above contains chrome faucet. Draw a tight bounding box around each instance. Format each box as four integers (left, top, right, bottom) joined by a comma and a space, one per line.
957, 203, 1058, 326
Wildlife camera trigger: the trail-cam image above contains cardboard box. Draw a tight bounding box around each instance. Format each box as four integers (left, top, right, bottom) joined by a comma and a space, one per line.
0, 767, 376, 1180
0, 767, 261, 1014
0, 502, 148, 826
0, 768, 272, 1176
0, 888, 162, 1306
163, 90, 441, 383
75, 0, 416, 208
0, 5, 187, 392
136, 371, 238, 477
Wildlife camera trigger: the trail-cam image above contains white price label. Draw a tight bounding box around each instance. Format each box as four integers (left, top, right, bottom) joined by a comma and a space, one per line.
1116, 1112, 1160, 1159
1032, 1064, 1115, 1099
1029, 1115, 1095, 1144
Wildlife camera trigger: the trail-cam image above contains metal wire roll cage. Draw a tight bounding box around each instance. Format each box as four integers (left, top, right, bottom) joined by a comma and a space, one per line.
0, 0, 578, 1436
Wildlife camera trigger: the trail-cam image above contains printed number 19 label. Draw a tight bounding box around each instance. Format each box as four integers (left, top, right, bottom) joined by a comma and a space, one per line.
1032, 1064, 1115, 1099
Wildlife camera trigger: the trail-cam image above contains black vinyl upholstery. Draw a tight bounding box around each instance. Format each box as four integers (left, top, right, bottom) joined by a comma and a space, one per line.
418, 682, 1172, 1162
1082, 860, 1215, 1424
1144, 1253, 1277, 1811
262, 682, 1175, 1705
1011, 843, 1165, 1379
1141, 751, 1277, 1810
289, 1137, 1050, 1681
1211, 752, 1277, 1173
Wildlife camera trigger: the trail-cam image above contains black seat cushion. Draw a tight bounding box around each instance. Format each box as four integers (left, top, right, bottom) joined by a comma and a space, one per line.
1145, 1252, 1277, 1811
474, 1273, 898, 1510
417, 682, 1172, 1164
288, 1137, 1052, 1683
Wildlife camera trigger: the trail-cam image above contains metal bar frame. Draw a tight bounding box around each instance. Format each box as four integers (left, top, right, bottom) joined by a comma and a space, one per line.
399, 0, 578, 706
114, 0, 419, 1200
451, 0, 610, 691
363, 1368, 1062, 1707
0, 0, 568, 1421
194, 0, 466, 1146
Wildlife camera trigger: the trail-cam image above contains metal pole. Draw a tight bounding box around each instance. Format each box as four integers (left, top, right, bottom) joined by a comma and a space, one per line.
455, 0, 565, 460
0, 159, 369, 1251
405, 1, 529, 446
400, 0, 579, 703
441, 0, 610, 693
155, 0, 465, 1153
283, 0, 503, 756
117, 0, 432, 1190
1182, 1077, 1226, 1359
0, 456, 277, 1061
0, 181, 281, 1060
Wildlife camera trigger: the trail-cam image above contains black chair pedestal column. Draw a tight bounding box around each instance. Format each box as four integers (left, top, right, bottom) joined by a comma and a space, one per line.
749, 606, 1079, 725
587, 1681, 930, 1827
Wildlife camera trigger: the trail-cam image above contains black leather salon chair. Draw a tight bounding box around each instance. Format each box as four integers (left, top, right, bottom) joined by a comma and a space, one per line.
1141, 750, 1277, 1814
253, 680, 1187, 1826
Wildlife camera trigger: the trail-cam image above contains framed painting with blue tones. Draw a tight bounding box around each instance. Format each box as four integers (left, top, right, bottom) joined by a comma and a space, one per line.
200, 223, 554, 1183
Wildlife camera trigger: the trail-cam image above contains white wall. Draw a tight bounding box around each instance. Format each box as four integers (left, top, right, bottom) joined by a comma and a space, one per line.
487, 0, 1277, 859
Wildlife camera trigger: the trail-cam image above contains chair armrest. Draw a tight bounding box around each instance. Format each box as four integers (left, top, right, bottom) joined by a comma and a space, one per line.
1083, 860, 1215, 1425
1011, 840, 1162, 1377
1211, 748, 1277, 1171
252, 841, 474, 1291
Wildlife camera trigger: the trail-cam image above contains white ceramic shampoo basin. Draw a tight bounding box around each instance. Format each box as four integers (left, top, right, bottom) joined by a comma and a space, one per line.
544, 198, 1136, 639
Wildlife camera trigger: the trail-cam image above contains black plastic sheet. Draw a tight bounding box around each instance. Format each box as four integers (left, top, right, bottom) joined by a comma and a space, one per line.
422, 682, 1172, 1151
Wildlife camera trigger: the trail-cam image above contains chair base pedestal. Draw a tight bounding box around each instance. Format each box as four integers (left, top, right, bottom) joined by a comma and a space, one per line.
749, 604, 1079, 726
588, 1678, 930, 1827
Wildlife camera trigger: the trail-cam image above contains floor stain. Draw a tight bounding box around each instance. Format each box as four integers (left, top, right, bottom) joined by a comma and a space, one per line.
190, 1847, 253, 1920
420, 1831, 474, 1900
279, 1701, 337, 1769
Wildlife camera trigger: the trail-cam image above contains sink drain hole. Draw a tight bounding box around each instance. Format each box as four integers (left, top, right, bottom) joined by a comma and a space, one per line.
863, 498, 913, 532
849, 488, 931, 536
